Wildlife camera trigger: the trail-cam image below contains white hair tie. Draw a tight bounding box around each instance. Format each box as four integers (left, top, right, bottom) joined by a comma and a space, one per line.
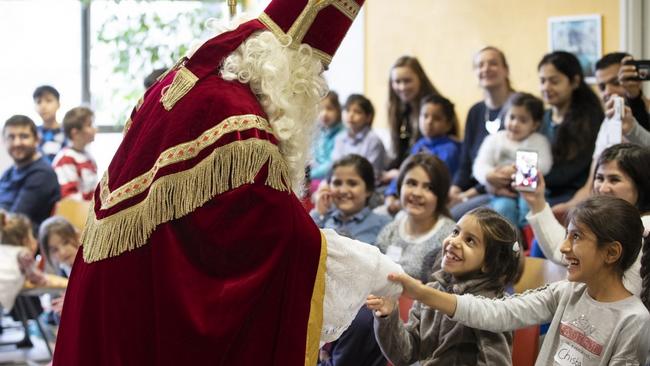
512, 241, 521, 253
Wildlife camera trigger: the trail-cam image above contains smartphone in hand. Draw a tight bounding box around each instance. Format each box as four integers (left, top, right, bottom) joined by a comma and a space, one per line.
624, 60, 650, 81
514, 150, 539, 192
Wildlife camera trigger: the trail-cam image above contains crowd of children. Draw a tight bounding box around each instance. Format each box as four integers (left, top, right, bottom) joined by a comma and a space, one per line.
307, 46, 650, 365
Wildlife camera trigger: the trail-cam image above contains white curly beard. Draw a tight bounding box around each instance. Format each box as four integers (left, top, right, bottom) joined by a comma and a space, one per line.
219, 30, 328, 196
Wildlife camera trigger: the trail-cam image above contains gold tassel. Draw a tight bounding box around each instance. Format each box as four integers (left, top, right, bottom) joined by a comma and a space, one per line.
160, 66, 198, 111
82, 139, 291, 263
156, 57, 186, 83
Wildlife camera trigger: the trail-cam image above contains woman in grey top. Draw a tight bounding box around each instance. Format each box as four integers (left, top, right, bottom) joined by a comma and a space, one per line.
376, 153, 455, 281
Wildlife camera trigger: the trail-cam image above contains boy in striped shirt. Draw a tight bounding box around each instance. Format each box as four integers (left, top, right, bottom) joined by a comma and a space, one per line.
52, 107, 97, 201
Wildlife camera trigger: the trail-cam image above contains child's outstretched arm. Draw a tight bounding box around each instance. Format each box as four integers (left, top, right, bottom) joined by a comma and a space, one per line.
383, 272, 562, 333
385, 272, 458, 317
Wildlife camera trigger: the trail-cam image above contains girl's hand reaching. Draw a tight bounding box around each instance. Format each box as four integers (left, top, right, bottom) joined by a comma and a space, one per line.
387, 272, 426, 299
366, 294, 397, 317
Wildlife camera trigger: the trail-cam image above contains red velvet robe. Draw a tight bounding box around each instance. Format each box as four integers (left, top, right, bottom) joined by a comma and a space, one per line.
53, 19, 325, 365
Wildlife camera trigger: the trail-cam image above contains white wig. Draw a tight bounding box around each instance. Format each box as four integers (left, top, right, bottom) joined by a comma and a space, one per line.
220, 30, 328, 194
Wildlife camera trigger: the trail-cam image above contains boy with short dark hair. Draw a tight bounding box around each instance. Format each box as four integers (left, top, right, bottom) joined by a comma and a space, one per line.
33, 85, 66, 163
52, 107, 98, 201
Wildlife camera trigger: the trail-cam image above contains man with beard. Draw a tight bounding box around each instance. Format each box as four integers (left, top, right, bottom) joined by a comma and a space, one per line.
53, 1, 403, 365
0, 115, 60, 229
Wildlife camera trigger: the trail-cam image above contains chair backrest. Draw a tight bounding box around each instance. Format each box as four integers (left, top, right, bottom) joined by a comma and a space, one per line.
398, 295, 414, 322
53, 198, 92, 231
512, 325, 540, 366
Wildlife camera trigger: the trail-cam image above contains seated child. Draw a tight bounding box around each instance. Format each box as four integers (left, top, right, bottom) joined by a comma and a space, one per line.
38, 216, 80, 315
368, 207, 520, 365
310, 91, 344, 187
376, 153, 455, 281
383, 94, 461, 214
331, 94, 386, 183
472, 92, 552, 228
52, 107, 98, 201
33, 85, 66, 163
311, 154, 390, 245
371, 195, 650, 365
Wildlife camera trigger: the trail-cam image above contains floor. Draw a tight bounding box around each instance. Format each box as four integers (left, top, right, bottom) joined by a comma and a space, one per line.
0, 314, 54, 366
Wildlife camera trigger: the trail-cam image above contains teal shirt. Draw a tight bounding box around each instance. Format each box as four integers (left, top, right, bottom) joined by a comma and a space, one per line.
310, 122, 344, 180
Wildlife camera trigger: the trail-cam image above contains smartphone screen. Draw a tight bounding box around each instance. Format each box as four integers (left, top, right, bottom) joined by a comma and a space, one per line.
514, 150, 539, 192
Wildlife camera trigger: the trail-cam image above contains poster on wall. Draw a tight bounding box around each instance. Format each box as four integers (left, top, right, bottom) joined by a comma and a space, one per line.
548, 14, 602, 84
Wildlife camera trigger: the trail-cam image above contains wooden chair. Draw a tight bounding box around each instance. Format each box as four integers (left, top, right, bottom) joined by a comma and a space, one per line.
511, 257, 566, 366
53, 198, 91, 231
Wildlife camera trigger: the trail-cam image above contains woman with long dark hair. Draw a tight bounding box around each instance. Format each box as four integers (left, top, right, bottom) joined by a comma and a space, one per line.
537, 51, 604, 205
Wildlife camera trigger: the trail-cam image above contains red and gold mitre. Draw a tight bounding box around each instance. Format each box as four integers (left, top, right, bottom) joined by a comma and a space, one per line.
259, 0, 365, 65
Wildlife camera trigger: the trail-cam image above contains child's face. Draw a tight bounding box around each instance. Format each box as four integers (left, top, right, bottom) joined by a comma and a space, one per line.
343, 103, 371, 134
539, 63, 576, 108
73, 120, 97, 146
441, 214, 486, 279
593, 160, 638, 206
318, 98, 339, 128
559, 221, 610, 285
391, 66, 421, 103
505, 105, 540, 142
419, 103, 451, 138
330, 165, 370, 217
474, 49, 509, 89
34, 93, 60, 122
48, 233, 79, 267
400, 166, 438, 220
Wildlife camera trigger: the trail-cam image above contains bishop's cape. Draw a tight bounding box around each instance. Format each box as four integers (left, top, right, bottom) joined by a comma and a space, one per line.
52, 1, 366, 365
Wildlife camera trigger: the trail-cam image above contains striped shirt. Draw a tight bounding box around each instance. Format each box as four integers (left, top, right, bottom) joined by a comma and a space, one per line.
52, 147, 98, 201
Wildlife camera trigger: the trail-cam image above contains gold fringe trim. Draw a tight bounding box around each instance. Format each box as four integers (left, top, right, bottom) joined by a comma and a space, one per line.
160, 66, 198, 111
82, 139, 290, 263
100, 115, 273, 210
304, 231, 327, 366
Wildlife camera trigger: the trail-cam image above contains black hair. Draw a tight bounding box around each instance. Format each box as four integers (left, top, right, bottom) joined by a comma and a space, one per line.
510, 92, 545, 122
419, 94, 459, 137
3, 115, 38, 139
144, 68, 168, 89
568, 196, 642, 277
344, 94, 375, 124
396, 152, 451, 218
33, 85, 60, 101
596, 143, 650, 213
330, 154, 375, 196
538, 51, 604, 162
465, 207, 521, 287
595, 52, 630, 71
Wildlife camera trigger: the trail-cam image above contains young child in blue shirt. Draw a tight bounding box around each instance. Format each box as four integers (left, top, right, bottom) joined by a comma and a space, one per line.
384, 94, 461, 214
